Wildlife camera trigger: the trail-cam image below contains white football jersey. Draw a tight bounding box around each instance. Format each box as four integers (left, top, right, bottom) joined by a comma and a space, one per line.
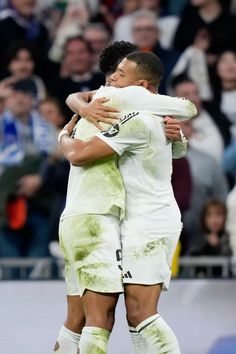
97, 111, 182, 237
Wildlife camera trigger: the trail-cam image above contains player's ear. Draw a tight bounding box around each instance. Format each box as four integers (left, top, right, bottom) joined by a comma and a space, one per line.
138, 80, 149, 89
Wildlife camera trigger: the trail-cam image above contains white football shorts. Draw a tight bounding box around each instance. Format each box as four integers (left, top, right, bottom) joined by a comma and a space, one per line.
59, 214, 123, 296
121, 232, 180, 290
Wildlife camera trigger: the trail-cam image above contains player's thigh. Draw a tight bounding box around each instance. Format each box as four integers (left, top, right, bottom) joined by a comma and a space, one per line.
60, 214, 123, 295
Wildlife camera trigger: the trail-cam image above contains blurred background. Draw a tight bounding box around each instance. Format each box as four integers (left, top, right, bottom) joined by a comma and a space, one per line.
0, 1, 236, 353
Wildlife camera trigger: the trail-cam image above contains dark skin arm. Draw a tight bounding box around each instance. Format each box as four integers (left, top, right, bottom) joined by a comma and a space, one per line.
60, 115, 116, 166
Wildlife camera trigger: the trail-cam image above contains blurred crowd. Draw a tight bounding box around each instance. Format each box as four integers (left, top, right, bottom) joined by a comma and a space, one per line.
0, 0, 236, 274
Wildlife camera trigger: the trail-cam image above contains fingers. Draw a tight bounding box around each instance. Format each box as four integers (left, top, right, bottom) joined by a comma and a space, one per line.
71, 114, 78, 121
95, 98, 120, 112
102, 118, 119, 125
102, 106, 120, 113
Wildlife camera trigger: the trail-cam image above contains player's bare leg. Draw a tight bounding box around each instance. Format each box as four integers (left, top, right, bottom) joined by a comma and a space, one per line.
79, 291, 119, 354
53, 295, 85, 353
125, 284, 181, 354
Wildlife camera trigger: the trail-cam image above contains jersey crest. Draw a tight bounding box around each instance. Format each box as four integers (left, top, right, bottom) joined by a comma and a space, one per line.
102, 112, 139, 137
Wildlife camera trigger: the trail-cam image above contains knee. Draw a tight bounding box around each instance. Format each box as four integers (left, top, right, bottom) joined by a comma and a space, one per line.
86, 308, 115, 331
64, 313, 85, 333
125, 297, 144, 327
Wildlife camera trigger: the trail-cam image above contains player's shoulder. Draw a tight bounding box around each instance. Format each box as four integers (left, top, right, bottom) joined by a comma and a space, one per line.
118, 85, 150, 96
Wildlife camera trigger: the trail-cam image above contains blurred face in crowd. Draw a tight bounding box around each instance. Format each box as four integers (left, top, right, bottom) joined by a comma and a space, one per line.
191, 0, 218, 7
11, 0, 36, 17
217, 50, 236, 85
8, 49, 35, 79
84, 28, 110, 55
174, 81, 202, 113
140, 0, 161, 11
204, 205, 226, 233
63, 39, 92, 75
6, 91, 33, 118
39, 101, 65, 129
123, 0, 140, 14
132, 17, 158, 49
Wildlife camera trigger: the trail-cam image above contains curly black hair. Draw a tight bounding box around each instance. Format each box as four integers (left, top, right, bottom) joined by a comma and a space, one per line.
99, 41, 138, 76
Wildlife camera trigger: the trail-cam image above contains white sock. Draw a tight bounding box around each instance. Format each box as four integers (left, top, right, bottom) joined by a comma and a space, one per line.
53, 326, 81, 353
129, 326, 149, 353
79, 326, 110, 354
136, 314, 181, 354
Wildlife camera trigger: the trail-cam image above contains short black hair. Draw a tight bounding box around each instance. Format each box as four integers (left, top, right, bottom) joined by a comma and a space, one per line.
125, 51, 164, 88
99, 41, 138, 76
13, 78, 37, 97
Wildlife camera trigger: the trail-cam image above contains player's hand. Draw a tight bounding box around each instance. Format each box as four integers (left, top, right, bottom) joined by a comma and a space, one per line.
82, 97, 120, 130
63, 114, 79, 135
164, 116, 181, 141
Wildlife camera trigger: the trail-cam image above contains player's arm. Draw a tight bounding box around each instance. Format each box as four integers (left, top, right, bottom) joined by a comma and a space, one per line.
59, 115, 116, 165
66, 91, 94, 115
100, 86, 197, 120
66, 91, 119, 130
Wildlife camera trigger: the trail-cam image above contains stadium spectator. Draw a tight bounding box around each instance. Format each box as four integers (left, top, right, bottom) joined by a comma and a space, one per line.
131, 9, 179, 93
84, 23, 111, 70
179, 118, 228, 252
172, 76, 228, 162
39, 97, 66, 130
172, 156, 192, 253
168, 28, 213, 101
0, 42, 47, 102
0, 79, 57, 259
48, 1, 90, 63
48, 36, 104, 117
190, 199, 231, 256
210, 49, 236, 138
173, 0, 236, 55
114, 0, 179, 50
0, 0, 49, 67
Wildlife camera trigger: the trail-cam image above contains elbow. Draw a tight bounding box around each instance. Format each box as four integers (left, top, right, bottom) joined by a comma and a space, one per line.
188, 101, 198, 119
68, 151, 90, 166
67, 151, 83, 166
65, 94, 74, 107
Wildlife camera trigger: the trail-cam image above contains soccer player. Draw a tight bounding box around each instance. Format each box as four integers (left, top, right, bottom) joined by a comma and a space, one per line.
53, 42, 191, 354
59, 51, 197, 353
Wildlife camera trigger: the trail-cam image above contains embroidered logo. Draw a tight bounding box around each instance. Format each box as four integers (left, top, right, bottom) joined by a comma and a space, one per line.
102, 112, 139, 137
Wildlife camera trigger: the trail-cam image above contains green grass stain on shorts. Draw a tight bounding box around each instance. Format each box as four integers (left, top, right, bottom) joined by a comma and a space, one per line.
73, 215, 103, 262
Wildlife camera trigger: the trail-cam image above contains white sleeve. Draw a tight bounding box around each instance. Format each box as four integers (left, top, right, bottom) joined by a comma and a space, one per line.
95, 86, 197, 120
96, 112, 148, 156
